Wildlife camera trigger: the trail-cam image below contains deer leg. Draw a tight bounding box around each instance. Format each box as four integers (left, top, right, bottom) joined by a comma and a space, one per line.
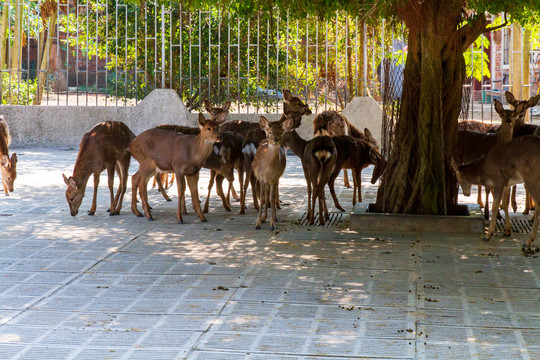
318, 186, 326, 226
216, 174, 232, 211
186, 174, 207, 222
139, 173, 153, 221
275, 181, 281, 209
525, 186, 540, 247
240, 169, 250, 214
501, 187, 512, 236
511, 185, 517, 213
203, 170, 216, 214
238, 168, 245, 214
230, 182, 240, 201
477, 185, 484, 208
131, 171, 143, 217
251, 174, 259, 211
270, 182, 277, 231
106, 165, 117, 216
484, 188, 490, 221
343, 169, 351, 188
306, 177, 313, 225
115, 157, 130, 215
180, 176, 188, 215
255, 182, 265, 229
262, 183, 269, 223
155, 173, 172, 202
328, 171, 346, 212
352, 168, 362, 206
484, 186, 504, 241
524, 186, 531, 215
88, 173, 100, 215
169, 173, 175, 187
174, 172, 185, 224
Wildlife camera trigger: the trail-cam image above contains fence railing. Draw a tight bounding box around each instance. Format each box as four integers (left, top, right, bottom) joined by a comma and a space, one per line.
0, 1, 538, 122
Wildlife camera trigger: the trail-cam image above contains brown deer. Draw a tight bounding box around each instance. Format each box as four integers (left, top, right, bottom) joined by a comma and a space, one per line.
0, 115, 17, 196
129, 113, 225, 223
282, 127, 337, 225
503, 91, 540, 214
253, 116, 295, 230
455, 99, 526, 220
312, 110, 379, 198
326, 135, 387, 212
62, 121, 135, 216
452, 135, 540, 248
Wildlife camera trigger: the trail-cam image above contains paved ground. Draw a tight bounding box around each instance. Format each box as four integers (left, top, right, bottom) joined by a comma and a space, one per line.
0, 148, 539, 360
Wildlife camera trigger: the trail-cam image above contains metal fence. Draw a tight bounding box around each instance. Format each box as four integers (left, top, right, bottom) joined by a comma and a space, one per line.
0, 1, 539, 120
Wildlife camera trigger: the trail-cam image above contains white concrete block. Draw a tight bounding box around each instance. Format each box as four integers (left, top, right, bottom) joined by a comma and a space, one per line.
341, 96, 383, 146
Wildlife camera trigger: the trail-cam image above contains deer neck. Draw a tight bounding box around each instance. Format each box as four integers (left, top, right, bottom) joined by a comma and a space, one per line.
497, 126, 514, 143
282, 130, 306, 157
194, 133, 217, 163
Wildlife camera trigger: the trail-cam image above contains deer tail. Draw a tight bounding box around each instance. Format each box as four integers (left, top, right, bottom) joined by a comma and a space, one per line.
313, 149, 332, 186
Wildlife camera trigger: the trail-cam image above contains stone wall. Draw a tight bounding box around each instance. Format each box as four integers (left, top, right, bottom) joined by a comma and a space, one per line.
0, 89, 382, 149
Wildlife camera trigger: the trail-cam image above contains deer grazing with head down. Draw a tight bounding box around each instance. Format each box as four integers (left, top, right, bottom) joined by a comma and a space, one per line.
253, 116, 295, 230
452, 134, 540, 249
0, 115, 17, 196
62, 121, 135, 216
129, 113, 226, 223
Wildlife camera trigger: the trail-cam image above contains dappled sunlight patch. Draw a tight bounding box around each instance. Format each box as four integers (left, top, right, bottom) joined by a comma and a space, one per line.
0, 333, 22, 343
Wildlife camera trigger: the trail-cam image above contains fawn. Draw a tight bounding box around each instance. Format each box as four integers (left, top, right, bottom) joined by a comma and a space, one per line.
129, 113, 225, 223
62, 121, 135, 216
0, 115, 17, 196
253, 116, 295, 230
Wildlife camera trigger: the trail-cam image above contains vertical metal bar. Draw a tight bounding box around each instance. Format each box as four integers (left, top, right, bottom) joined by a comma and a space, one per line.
246, 17, 250, 113
76, 0, 79, 105
256, 13, 260, 112
325, 18, 328, 111
286, 11, 289, 92
85, 0, 89, 105
276, 13, 280, 112
355, 16, 358, 97
144, 4, 147, 99
161, 4, 165, 88
265, 14, 270, 113
335, 12, 338, 108
380, 19, 385, 101
305, 15, 309, 105
208, 10, 212, 103
295, 17, 299, 94
315, 17, 319, 111
217, 9, 221, 103
363, 22, 367, 97
481, 34, 485, 122
95, 0, 99, 105
198, 9, 201, 109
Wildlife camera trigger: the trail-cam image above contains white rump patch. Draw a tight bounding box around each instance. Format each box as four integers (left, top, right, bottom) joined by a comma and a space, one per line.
242, 143, 257, 157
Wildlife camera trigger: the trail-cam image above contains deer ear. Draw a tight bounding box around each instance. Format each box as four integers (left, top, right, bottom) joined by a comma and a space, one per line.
198, 113, 207, 128
69, 177, 78, 189
300, 104, 312, 116
62, 173, 70, 185
214, 111, 228, 125
10, 153, 17, 165
282, 117, 295, 132
259, 116, 269, 131
528, 95, 540, 108
364, 128, 374, 139
505, 91, 517, 106
449, 158, 459, 172
283, 89, 292, 101
368, 148, 380, 163
1, 155, 8, 168
221, 101, 231, 112
203, 100, 212, 113
515, 102, 527, 117
494, 99, 504, 114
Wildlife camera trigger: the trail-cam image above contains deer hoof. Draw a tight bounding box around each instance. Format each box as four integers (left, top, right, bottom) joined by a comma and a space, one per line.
147, 217, 154, 221
504, 230, 511, 237
88, 211, 95, 216
109, 212, 115, 216
177, 220, 184, 224
255, 225, 261, 230
136, 213, 143, 218
270, 226, 276, 231
481, 236, 491, 242
201, 218, 208, 223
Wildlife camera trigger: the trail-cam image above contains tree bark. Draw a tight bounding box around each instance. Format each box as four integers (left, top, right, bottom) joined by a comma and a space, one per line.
376, 0, 470, 215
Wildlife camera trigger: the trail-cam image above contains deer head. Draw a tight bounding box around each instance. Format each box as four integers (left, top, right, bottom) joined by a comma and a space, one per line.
198, 113, 225, 145
1, 153, 17, 195
204, 100, 231, 120
283, 89, 312, 126
260, 115, 295, 146
63, 173, 84, 216
369, 148, 386, 184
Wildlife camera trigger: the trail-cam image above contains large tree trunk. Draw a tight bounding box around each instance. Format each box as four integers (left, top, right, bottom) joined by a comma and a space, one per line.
376, 0, 470, 215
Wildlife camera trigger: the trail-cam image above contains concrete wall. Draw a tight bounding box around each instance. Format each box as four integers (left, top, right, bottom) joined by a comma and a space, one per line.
0, 89, 383, 149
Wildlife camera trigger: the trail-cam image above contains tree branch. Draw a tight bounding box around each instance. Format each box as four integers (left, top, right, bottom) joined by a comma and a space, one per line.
460, 13, 488, 52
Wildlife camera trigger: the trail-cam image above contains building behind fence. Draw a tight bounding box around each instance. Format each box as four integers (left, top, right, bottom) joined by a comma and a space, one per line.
0, 1, 539, 122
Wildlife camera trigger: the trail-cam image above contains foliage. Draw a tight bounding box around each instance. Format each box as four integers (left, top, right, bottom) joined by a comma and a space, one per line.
1, 73, 38, 105
463, 35, 490, 82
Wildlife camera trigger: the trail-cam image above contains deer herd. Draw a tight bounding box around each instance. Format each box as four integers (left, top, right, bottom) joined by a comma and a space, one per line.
1, 90, 540, 249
